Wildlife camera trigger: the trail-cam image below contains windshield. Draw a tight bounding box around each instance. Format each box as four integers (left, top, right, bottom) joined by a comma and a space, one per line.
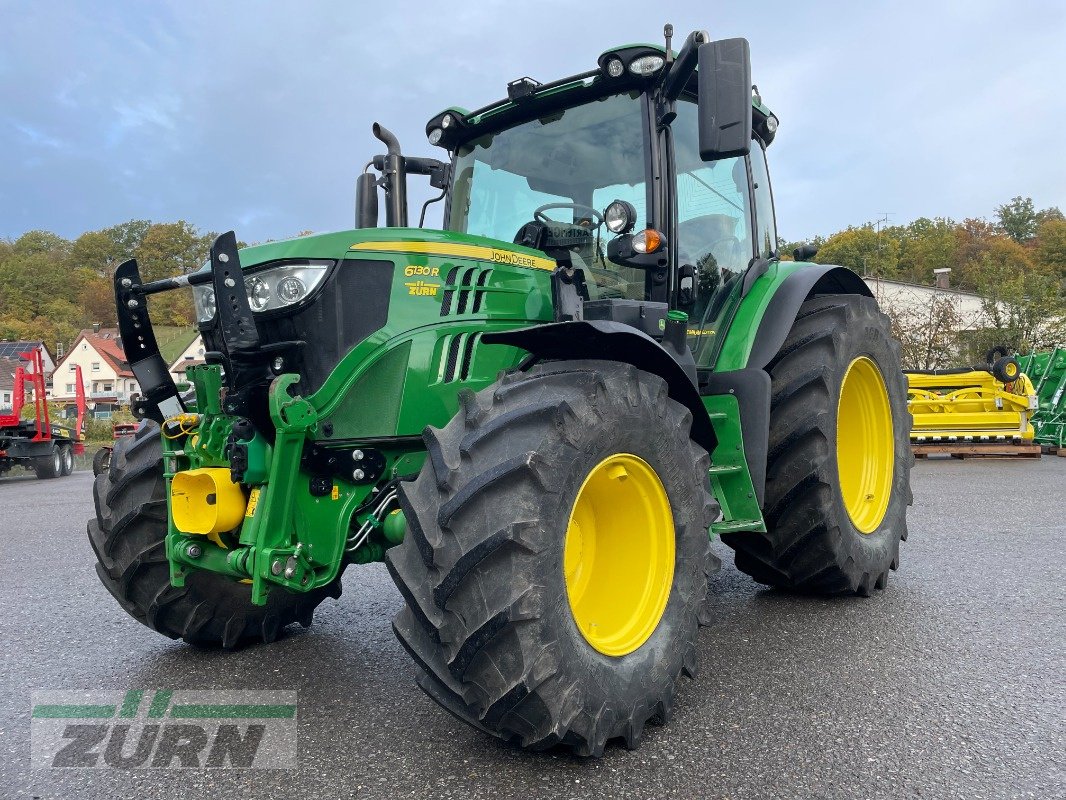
448, 91, 649, 299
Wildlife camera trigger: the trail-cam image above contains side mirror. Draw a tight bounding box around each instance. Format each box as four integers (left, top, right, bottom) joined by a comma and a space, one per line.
793, 244, 819, 261
697, 38, 752, 160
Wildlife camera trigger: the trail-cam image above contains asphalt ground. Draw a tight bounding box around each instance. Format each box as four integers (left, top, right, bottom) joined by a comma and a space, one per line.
1, 457, 1063, 799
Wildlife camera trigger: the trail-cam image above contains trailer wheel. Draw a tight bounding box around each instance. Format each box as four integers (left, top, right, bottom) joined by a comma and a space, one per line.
92, 446, 111, 477
60, 444, 74, 476
34, 445, 62, 480
721, 295, 912, 595
388, 361, 716, 756
88, 421, 341, 648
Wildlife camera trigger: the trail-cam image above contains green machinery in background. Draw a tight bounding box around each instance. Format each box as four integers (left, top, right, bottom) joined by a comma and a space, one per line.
1017, 349, 1066, 448
88, 26, 913, 756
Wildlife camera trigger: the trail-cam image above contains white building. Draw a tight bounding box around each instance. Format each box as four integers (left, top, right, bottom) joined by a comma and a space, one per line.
863, 274, 990, 332
52, 328, 139, 409
168, 334, 206, 384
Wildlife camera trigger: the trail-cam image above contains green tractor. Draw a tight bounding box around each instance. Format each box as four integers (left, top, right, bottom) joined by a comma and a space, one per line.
89, 28, 912, 756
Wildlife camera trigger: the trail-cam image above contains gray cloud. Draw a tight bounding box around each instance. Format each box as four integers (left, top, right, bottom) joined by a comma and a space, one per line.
2, 0, 1063, 246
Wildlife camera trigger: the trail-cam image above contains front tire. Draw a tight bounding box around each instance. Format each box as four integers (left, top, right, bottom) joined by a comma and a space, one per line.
722, 294, 912, 595
387, 361, 716, 756
88, 421, 340, 647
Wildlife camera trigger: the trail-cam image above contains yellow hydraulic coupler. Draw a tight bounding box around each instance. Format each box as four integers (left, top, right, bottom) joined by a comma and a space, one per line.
905, 369, 1038, 443
170, 468, 248, 538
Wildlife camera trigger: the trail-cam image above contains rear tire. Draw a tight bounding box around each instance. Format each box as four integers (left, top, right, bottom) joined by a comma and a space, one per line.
388, 360, 717, 756
721, 295, 912, 595
88, 421, 340, 647
34, 445, 62, 479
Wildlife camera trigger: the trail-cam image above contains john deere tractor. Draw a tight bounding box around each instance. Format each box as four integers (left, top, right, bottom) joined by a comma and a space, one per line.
89, 28, 912, 755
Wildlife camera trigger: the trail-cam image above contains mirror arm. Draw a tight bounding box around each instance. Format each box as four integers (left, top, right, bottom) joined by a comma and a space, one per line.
663, 30, 710, 102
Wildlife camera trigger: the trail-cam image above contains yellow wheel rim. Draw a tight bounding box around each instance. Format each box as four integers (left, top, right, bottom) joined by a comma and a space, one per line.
836, 356, 894, 533
563, 453, 674, 657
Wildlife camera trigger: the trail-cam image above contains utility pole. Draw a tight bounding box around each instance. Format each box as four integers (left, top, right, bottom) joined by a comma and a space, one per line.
874, 213, 892, 273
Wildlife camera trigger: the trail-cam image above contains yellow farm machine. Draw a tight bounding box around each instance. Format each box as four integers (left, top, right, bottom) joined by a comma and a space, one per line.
905, 350, 1039, 455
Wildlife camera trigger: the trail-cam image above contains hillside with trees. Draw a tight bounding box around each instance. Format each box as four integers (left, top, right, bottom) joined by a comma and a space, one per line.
1, 197, 1063, 363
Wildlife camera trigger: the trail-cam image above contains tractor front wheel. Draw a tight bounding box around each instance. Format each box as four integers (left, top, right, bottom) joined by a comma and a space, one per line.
388, 360, 717, 756
88, 421, 340, 647
722, 294, 912, 594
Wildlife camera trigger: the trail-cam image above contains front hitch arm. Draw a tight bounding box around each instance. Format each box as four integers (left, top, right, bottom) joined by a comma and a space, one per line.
114, 259, 186, 422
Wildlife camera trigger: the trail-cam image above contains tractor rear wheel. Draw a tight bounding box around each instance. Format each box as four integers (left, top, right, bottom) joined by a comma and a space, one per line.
88, 421, 340, 647
388, 360, 717, 756
722, 294, 912, 594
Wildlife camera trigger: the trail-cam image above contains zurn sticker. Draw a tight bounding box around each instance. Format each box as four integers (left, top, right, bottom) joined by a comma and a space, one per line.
31, 689, 297, 769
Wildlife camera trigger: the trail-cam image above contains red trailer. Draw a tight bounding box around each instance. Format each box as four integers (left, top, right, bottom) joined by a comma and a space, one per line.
0, 349, 85, 479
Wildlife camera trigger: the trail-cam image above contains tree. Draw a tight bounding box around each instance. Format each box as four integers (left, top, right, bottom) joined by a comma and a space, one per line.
895, 217, 957, 285
12, 229, 71, 258
1036, 218, 1066, 286
814, 225, 899, 277
995, 196, 1038, 243
968, 255, 1066, 357
883, 292, 964, 370
69, 230, 125, 277
135, 221, 214, 282
1035, 206, 1065, 227
102, 219, 152, 258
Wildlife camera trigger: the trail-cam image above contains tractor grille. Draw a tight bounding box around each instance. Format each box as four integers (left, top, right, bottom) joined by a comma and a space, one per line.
440, 266, 493, 316
440, 332, 483, 383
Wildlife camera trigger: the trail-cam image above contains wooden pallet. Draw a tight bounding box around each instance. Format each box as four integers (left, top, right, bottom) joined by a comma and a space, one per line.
912, 442, 1042, 459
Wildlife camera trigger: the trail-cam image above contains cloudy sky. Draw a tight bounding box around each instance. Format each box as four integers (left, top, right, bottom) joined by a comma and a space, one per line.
2, 1, 1064, 245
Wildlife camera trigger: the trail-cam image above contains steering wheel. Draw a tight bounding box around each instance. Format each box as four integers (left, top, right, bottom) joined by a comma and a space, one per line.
533, 203, 604, 229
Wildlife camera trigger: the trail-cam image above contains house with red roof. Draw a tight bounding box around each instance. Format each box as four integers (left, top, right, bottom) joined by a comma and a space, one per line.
52, 327, 138, 409
52, 326, 201, 415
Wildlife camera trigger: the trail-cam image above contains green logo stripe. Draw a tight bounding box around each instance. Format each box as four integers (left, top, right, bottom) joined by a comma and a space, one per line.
147, 690, 172, 718
119, 690, 144, 718
32, 704, 116, 719
169, 704, 296, 719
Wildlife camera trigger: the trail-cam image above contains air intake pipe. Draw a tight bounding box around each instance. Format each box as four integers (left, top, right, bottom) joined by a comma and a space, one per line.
372, 122, 408, 227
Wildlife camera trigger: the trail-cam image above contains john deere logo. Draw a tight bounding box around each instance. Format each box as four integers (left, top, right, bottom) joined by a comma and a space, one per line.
405, 280, 439, 297
31, 690, 296, 769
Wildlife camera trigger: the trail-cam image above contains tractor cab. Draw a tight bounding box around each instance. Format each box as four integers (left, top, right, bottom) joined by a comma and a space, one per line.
359, 32, 780, 368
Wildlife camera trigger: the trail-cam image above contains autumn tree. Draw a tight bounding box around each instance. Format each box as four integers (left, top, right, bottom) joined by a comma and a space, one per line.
967, 256, 1066, 358
895, 217, 957, 285
814, 225, 899, 277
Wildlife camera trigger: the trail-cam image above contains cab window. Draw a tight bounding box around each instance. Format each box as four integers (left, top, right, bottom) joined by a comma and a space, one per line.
671, 97, 756, 363
750, 142, 777, 258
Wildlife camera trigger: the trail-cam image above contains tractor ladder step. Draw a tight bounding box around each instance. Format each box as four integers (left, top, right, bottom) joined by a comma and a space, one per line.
711, 519, 765, 535
707, 464, 744, 475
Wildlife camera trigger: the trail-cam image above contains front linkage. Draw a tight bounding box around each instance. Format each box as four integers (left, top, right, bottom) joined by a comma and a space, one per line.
114, 233, 408, 606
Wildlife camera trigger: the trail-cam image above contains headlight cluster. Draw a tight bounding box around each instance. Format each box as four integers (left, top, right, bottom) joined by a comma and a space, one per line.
192, 261, 331, 323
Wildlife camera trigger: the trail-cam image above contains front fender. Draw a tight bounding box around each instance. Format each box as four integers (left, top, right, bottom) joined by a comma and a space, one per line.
482, 320, 717, 454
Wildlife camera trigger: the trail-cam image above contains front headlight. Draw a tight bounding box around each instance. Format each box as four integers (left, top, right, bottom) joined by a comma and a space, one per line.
193, 285, 216, 323
192, 260, 331, 322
